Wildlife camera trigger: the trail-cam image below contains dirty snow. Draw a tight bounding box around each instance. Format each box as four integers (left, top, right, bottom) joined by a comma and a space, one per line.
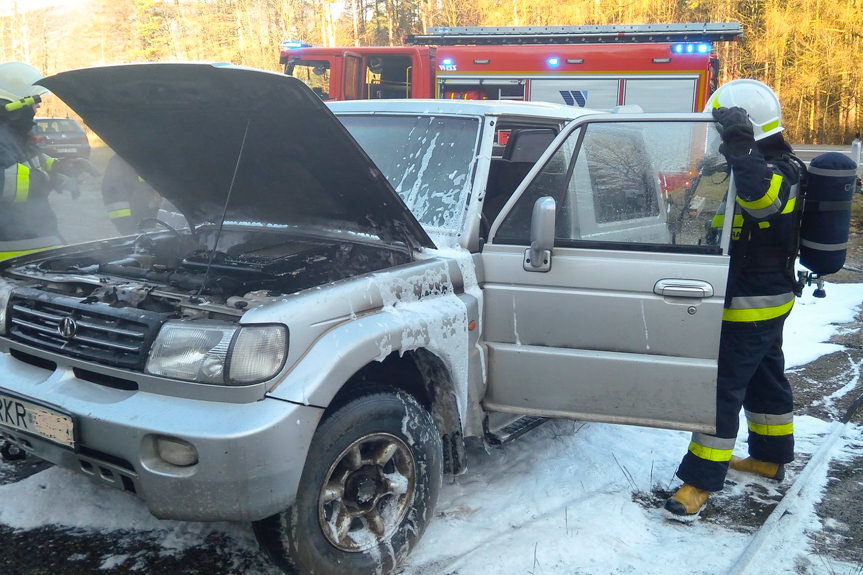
0, 283, 861, 574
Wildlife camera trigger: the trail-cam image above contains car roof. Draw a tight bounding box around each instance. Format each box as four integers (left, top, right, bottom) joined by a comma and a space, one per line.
327, 98, 598, 121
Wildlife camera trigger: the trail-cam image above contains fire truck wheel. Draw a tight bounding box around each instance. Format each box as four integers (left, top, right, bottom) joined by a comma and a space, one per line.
253, 388, 443, 574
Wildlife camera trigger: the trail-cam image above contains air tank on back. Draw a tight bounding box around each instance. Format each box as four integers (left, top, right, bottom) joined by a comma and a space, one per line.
799, 152, 857, 282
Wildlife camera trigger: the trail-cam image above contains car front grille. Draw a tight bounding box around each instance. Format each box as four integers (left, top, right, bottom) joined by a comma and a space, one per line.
7, 289, 164, 370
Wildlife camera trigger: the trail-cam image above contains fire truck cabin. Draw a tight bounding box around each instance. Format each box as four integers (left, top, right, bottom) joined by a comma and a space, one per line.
280, 44, 435, 100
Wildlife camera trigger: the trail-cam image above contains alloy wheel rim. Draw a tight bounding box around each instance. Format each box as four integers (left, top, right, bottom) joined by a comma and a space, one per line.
318, 432, 416, 552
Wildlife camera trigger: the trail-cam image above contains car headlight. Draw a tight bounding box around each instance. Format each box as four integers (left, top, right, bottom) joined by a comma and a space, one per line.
0, 279, 13, 336
146, 321, 288, 385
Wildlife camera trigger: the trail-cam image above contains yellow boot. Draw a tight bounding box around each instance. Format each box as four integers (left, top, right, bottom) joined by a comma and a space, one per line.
729, 456, 785, 481
664, 484, 709, 521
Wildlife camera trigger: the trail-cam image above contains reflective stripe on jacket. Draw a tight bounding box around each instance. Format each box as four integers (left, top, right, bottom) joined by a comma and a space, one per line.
723, 148, 800, 324
0, 235, 63, 261
0, 122, 62, 252
2, 162, 31, 203
105, 200, 132, 220
723, 291, 795, 322
736, 172, 783, 218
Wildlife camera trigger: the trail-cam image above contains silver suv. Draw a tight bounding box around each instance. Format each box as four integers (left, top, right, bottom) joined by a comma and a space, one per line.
0, 63, 732, 574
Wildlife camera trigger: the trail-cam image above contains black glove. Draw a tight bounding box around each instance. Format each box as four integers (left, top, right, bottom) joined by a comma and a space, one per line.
713, 106, 755, 156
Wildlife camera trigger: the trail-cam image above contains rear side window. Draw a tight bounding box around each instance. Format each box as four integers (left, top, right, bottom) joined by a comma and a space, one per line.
579, 126, 660, 223
35, 119, 84, 134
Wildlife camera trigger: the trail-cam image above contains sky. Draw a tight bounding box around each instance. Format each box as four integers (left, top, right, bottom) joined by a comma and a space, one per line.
0, 281, 861, 574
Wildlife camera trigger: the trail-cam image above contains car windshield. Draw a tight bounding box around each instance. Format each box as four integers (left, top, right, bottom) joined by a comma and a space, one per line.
338, 114, 480, 245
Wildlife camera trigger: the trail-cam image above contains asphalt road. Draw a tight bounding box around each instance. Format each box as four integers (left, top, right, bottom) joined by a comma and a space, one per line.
792, 142, 861, 164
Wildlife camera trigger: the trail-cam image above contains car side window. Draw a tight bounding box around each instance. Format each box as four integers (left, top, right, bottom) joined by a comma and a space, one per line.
580, 127, 660, 224
495, 120, 729, 252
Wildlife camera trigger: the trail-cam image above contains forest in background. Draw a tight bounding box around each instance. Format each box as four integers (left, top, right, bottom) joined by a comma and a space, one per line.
0, 0, 860, 144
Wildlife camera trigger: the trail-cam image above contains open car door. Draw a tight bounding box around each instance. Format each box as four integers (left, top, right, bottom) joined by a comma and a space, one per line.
482, 114, 732, 433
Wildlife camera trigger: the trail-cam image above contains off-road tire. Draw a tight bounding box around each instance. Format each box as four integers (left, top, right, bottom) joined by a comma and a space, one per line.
253, 389, 443, 574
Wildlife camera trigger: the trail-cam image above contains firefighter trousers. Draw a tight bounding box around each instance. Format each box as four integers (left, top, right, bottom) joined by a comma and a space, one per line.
676, 317, 794, 492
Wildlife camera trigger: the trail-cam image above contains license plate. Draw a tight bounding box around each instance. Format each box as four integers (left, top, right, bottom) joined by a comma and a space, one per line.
57, 147, 76, 153
0, 390, 75, 448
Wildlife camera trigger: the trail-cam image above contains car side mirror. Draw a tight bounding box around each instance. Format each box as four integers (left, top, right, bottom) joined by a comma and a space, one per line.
524, 196, 555, 272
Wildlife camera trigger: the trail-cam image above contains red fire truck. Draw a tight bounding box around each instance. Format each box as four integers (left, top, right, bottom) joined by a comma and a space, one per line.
280, 23, 742, 112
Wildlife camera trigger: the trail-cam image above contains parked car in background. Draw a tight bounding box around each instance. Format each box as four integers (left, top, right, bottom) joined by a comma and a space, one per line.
33, 117, 91, 158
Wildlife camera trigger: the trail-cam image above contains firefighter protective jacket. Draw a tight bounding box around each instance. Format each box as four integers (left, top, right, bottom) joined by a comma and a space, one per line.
723, 141, 800, 324
0, 122, 62, 260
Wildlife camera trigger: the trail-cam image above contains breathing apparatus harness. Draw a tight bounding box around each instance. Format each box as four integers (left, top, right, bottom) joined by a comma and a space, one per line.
738, 147, 858, 300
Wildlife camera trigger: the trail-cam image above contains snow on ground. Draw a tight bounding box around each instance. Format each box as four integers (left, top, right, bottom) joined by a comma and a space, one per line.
784, 281, 863, 368
403, 413, 857, 575
1, 283, 862, 574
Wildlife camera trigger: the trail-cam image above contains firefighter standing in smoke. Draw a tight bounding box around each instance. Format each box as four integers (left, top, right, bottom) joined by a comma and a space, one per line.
0, 62, 96, 261
665, 80, 801, 519
102, 153, 160, 235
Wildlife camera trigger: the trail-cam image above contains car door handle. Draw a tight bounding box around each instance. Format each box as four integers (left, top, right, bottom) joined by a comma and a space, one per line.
654, 279, 714, 299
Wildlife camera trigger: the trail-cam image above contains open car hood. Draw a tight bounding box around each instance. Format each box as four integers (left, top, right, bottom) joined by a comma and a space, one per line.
38, 63, 434, 248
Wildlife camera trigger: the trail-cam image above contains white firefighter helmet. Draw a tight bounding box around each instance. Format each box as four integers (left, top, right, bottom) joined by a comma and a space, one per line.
0, 62, 49, 103
705, 79, 783, 141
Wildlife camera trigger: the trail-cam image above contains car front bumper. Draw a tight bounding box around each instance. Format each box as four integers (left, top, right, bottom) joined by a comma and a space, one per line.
0, 350, 322, 522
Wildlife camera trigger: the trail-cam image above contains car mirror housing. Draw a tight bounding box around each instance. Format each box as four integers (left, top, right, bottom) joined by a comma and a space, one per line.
524, 196, 555, 272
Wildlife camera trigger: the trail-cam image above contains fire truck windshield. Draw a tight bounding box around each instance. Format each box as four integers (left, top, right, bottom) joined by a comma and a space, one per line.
286, 59, 331, 100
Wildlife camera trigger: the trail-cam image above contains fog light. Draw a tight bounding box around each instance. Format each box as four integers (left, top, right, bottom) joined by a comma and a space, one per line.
155, 436, 198, 467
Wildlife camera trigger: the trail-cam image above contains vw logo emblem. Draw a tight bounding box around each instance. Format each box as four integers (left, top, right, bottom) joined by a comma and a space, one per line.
58, 317, 78, 339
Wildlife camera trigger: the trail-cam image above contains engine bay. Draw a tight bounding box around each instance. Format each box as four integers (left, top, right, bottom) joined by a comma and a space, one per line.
3, 226, 412, 320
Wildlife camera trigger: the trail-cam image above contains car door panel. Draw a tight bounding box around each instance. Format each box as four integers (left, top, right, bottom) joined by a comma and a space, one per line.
482, 247, 724, 432
485, 344, 717, 431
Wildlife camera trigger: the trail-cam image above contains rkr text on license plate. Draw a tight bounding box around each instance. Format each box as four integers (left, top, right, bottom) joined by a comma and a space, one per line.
0, 390, 75, 448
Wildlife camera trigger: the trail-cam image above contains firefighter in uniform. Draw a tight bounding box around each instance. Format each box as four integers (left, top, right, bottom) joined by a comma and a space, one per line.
0, 62, 96, 261
665, 80, 800, 519
101, 153, 160, 235
0, 62, 62, 260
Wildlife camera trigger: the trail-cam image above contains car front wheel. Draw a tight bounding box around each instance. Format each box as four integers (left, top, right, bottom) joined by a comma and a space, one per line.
253, 388, 443, 574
